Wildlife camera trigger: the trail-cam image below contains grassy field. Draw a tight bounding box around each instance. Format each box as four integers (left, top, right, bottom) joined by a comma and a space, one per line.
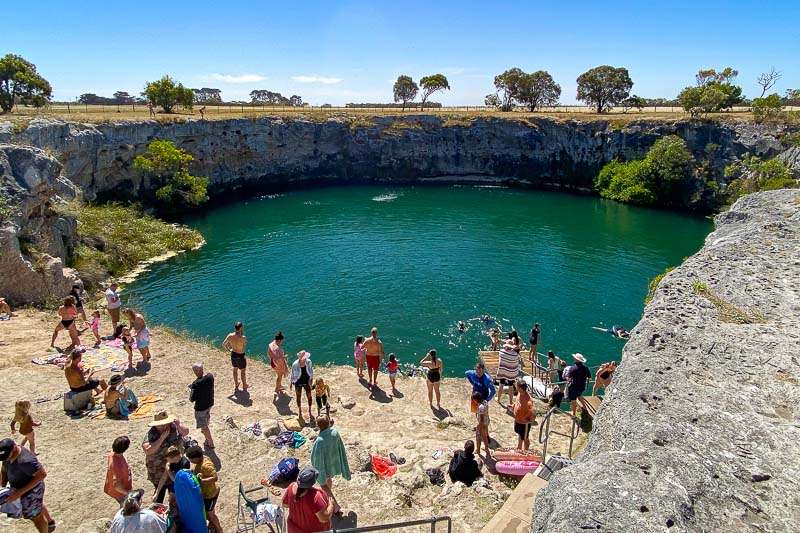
3, 103, 781, 128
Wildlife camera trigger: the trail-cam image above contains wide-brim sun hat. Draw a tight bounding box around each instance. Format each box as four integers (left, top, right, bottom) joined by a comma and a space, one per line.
148, 410, 177, 427
297, 350, 311, 360
573, 353, 587, 363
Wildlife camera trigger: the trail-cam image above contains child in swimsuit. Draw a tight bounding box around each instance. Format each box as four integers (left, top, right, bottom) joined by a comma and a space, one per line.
11, 400, 41, 454
89, 309, 102, 347
353, 335, 365, 379
386, 353, 399, 392
473, 392, 490, 457
121, 327, 136, 367
314, 377, 330, 419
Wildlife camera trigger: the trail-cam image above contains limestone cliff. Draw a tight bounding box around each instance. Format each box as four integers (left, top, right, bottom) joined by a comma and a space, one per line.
0, 145, 81, 305
1, 116, 789, 204
532, 189, 800, 532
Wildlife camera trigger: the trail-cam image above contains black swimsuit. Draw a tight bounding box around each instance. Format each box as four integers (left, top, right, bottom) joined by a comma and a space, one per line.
428, 367, 441, 383
61, 318, 75, 328
296, 366, 310, 387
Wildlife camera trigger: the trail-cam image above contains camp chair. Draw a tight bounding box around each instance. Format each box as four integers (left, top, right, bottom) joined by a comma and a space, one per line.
236, 482, 282, 532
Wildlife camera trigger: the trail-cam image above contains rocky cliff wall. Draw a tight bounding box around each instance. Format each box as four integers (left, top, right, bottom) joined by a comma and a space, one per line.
0, 145, 81, 305
532, 188, 800, 532
0, 116, 789, 201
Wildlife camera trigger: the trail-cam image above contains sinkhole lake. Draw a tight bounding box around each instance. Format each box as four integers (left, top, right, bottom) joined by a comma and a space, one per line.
123, 186, 712, 375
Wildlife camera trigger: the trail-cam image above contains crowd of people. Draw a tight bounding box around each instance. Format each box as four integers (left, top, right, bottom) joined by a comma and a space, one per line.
1, 281, 620, 533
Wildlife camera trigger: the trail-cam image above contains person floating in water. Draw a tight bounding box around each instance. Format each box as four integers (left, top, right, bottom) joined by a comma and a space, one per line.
592, 325, 630, 339
458, 321, 466, 332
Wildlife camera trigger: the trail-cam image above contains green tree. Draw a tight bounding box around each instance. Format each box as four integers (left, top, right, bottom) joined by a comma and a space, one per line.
752, 93, 783, 122
516, 71, 561, 111
679, 67, 743, 116
595, 135, 694, 208
0, 54, 52, 113
621, 95, 646, 112
484, 93, 501, 109
576, 65, 633, 113
192, 87, 222, 103
392, 75, 418, 111
113, 91, 135, 104
418, 74, 450, 110
143, 76, 194, 113
493, 68, 525, 111
133, 140, 208, 212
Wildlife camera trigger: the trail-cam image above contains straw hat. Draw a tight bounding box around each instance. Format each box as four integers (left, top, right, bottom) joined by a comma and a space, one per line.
148, 410, 177, 427
572, 353, 587, 363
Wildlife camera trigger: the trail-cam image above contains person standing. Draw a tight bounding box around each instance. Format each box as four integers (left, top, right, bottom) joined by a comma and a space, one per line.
69, 283, 87, 322
105, 282, 122, 331
496, 342, 521, 406
222, 322, 248, 391
124, 309, 152, 363
564, 353, 592, 415
512, 380, 535, 450
546, 351, 563, 384
50, 296, 80, 352
465, 361, 496, 413
281, 467, 335, 533
420, 349, 443, 410
104, 436, 133, 504
268, 331, 288, 396
189, 362, 215, 449
141, 411, 189, 501
186, 445, 222, 533
529, 323, 541, 364
291, 351, 314, 420
310, 417, 350, 513
0, 438, 55, 533
361, 327, 384, 389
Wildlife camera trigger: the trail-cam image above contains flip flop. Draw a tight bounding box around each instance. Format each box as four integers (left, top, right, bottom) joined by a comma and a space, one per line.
48, 520, 56, 532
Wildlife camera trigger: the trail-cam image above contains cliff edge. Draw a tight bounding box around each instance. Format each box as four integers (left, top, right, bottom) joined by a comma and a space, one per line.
532, 189, 800, 532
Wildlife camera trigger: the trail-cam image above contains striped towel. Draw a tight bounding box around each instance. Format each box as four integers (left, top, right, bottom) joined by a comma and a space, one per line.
496, 347, 520, 381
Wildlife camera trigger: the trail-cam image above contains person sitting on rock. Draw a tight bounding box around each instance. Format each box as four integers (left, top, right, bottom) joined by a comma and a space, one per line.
448, 440, 483, 486
65, 349, 107, 396
0, 297, 12, 318
592, 361, 617, 395
104, 375, 138, 418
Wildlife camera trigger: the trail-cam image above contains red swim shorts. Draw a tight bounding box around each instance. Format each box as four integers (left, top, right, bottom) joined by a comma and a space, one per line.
366, 355, 381, 371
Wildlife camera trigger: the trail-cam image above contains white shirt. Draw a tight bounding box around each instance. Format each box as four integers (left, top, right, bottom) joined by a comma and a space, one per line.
110, 509, 167, 533
105, 288, 121, 309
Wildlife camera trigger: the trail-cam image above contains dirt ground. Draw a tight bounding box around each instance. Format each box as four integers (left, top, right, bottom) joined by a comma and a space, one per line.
0, 309, 583, 532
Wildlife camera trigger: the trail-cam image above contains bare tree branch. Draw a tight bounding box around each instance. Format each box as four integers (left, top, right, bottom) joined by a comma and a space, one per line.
757, 67, 781, 98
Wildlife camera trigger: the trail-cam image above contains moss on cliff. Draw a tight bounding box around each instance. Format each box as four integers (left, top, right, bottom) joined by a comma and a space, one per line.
68, 203, 203, 287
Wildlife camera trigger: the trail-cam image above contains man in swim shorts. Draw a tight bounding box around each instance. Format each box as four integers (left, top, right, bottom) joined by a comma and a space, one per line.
361, 327, 384, 388
222, 322, 248, 391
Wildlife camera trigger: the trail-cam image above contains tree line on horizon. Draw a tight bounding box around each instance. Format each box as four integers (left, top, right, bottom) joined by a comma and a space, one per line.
1, 53, 798, 120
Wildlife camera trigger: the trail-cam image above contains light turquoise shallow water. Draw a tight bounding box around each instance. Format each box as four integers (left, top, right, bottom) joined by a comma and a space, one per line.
123, 186, 712, 375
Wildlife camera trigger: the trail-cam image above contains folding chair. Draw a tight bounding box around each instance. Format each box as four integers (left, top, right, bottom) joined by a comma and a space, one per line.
236, 482, 282, 533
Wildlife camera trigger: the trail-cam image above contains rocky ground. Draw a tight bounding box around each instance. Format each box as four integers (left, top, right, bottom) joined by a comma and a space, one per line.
533, 189, 800, 532
0, 310, 581, 532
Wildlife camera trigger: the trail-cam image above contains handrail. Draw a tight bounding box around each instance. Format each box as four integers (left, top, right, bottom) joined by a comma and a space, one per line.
323, 516, 452, 533
538, 407, 581, 459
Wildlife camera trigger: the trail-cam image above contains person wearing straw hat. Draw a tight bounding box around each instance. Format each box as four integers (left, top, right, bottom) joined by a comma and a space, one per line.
291, 350, 314, 421
563, 353, 592, 415
141, 411, 189, 496
281, 467, 335, 533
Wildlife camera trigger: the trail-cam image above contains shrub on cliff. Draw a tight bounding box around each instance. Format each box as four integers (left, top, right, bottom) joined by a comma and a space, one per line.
725, 157, 797, 203
133, 140, 209, 213
72, 203, 203, 287
143, 75, 194, 113
0, 54, 52, 113
752, 94, 783, 123
595, 135, 694, 208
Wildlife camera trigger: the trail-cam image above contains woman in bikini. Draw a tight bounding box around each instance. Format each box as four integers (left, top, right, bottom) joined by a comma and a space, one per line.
123, 309, 151, 362
51, 296, 80, 351
268, 331, 289, 396
420, 349, 443, 410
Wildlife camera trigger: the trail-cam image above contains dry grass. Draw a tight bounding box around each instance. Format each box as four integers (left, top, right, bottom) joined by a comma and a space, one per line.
2, 104, 771, 129
692, 281, 765, 324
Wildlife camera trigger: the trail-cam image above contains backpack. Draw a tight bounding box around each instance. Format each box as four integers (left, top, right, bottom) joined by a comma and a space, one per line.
268, 458, 299, 485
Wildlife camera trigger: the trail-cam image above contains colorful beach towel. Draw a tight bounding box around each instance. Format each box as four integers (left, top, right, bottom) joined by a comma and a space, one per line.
91, 395, 162, 420
32, 341, 130, 373
496, 347, 520, 381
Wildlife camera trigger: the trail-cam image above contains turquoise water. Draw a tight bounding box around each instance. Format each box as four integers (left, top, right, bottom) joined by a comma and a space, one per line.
123, 186, 711, 375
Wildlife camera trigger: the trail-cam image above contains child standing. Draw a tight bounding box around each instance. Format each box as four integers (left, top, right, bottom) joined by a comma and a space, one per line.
353, 335, 365, 379
473, 392, 491, 458
104, 436, 132, 504
89, 309, 102, 347
314, 377, 331, 419
10, 400, 40, 454
121, 326, 135, 368
386, 353, 399, 393
186, 445, 222, 533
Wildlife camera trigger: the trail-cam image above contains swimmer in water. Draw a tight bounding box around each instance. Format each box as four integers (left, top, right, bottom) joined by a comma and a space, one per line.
458, 321, 466, 332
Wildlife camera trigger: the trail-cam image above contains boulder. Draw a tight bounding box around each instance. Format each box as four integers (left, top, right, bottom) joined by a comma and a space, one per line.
339, 396, 356, 409
259, 418, 281, 438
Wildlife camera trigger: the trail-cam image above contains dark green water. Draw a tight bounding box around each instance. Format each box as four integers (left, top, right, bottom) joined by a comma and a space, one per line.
123, 186, 711, 375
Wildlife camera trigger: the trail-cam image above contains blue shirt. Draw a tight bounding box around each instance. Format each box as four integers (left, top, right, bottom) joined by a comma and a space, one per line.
465, 370, 496, 402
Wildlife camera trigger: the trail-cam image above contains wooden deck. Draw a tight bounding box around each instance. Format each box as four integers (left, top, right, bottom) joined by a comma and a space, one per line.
480, 472, 549, 533
578, 395, 602, 417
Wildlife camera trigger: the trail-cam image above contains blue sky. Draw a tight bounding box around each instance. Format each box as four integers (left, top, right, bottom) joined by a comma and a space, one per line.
4, 0, 798, 105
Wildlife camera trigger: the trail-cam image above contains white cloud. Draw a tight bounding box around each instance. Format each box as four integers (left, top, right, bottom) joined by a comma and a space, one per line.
441, 67, 467, 76
208, 73, 266, 84
291, 75, 344, 85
